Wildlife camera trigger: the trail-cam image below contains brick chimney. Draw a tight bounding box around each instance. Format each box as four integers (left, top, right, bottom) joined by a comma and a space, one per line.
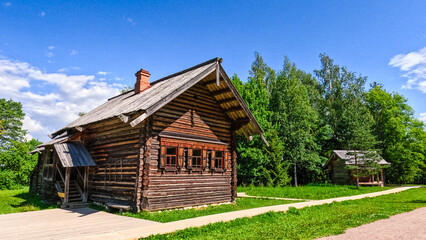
134, 69, 151, 94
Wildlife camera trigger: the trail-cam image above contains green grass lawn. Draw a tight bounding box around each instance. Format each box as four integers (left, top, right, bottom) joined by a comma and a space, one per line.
109, 198, 299, 223
239, 184, 392, 200
143, 187, 426, 240
0, 187, 55, 214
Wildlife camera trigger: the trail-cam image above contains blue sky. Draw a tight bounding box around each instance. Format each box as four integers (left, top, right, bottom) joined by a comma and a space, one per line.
1, 0, 425, 142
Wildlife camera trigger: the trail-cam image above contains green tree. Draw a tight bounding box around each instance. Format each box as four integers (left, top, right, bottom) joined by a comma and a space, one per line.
269, 57, 321, 185
314, 54, 372, 152
233, 53, 290, 186
0, 139, 41, 189
344, 112, 382, 189
0, 99, 27, 148
366, 86, 426, 183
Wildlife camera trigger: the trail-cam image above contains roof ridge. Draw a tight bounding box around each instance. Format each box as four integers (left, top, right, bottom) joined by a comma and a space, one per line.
150, 57, 220, 85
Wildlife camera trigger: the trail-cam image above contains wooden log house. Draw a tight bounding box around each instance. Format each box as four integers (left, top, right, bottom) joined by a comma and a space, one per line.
29, 58, 267, 211
324, 150, 390, 186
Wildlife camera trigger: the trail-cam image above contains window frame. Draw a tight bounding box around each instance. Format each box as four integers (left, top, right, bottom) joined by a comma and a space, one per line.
214, 150, 224, 169
43, 149, 54, 180
191, 148, 203, 169
165, 147, 178, 168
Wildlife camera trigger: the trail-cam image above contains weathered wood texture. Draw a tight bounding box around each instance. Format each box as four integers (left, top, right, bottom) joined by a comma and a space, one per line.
29, 149, 61, 204
141, 82, 234, 210
330, 158, 351, 185
85, 118, 142, 208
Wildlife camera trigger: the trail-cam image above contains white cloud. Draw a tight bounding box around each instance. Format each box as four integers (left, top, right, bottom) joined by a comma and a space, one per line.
96, 71, 110, 75
48, 45, 54, 50
45, 51, 54, 58
124, 16, 136, 25
389, 47, 426, 93
420, 113, 426, 123
39, 11, 46, 17
58, 66, 81, 72
0, 57, 120, 141
70, 49, 78, 56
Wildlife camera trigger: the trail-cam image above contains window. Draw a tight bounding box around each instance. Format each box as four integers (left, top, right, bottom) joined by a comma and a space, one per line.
192, 149, 202, 168
43, 149, 54, 180
214, 151, 224, 169
166, 147, 177, 167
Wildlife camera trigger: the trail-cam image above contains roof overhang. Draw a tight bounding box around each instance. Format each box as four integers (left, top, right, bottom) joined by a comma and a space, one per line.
49, 58, 268, 146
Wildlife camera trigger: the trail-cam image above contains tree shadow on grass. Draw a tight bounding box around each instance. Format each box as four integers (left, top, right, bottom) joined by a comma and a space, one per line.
11, 192, 54, 210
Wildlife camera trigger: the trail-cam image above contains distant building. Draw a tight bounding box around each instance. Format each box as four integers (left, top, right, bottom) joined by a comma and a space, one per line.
324, 150, 390, 186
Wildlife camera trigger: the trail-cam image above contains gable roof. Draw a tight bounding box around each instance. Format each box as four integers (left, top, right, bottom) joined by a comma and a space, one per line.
50, 58, 267, 145
328, 150, 390, 165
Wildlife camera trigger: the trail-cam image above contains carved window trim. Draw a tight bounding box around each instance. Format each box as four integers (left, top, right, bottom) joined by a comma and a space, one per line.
159, 137, 229, 173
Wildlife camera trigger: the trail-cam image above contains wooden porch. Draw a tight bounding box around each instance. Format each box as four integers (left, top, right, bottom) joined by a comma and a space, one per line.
352, 169, 385, 187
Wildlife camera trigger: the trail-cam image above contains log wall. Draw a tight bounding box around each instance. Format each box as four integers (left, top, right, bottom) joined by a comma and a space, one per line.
141, 82, 234, 210
86, 118, 142, 208
331, 158, 351, 184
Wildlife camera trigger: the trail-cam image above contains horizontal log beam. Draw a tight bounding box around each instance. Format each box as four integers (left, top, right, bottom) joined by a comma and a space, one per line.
225, 106, 243, 114
212, 88, 231, 97
203, 79, 222, 86
232, 117, 250, 130
217, 97, 237, 106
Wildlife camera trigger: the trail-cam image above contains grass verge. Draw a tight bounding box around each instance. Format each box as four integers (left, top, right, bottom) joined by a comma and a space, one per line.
0, 187, 55, 214
239, 184, 392, 200
143, 187, 425, 239
96, 198, 299, 223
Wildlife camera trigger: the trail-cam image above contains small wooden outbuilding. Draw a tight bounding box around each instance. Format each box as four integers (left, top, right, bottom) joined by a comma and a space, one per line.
324, 150, 390, 186
29, 58, 266, 211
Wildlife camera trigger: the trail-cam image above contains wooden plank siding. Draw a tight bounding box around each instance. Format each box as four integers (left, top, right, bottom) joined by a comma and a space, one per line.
140, 82, 234, 211
85, 118, 142, 209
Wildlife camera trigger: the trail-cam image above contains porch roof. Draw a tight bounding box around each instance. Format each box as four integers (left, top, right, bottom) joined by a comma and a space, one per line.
54, 142, 96, 167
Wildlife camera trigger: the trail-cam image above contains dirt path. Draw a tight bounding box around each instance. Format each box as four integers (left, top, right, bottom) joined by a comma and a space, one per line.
319, 207, 426, 240
75, 186, 419, 240
0, 186, 420, 240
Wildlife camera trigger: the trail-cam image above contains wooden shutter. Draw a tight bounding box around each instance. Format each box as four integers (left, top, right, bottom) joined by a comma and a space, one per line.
202, 148, 207, 169
223, 151, 229, 170
177, 147, 184, 168
187, 148, 193, 168
159, 146, 166, 169
210, 151, 215, 169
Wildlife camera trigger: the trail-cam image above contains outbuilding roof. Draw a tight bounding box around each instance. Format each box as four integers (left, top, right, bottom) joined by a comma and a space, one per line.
331, 150, 390, 165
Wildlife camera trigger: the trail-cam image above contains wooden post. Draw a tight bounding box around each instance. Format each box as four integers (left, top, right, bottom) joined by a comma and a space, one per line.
377, 173, 380, 186
141, 118, 152, 210
83, 166, 89, 202
381, 169, 385, 187
230, 131, 237, 202
63, 167, 70, 207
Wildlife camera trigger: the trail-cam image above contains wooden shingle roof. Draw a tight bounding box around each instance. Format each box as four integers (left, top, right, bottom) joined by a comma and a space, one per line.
54, 142, 96, 167
331, 150, 390, 165
50, 58, 267, 145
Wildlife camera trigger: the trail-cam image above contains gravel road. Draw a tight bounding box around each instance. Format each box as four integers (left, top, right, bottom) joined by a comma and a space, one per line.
319, 207, 426, 240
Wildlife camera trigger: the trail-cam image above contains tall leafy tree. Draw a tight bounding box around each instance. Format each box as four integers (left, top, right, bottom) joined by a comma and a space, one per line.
233, 53, 290, 186
0, 99, 27, 149
269, 57, 321, 185
367, 86, 426, 183
314, 54, 373, 152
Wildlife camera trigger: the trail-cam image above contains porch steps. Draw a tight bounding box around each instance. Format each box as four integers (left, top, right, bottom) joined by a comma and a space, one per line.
59, 181, 88, 208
